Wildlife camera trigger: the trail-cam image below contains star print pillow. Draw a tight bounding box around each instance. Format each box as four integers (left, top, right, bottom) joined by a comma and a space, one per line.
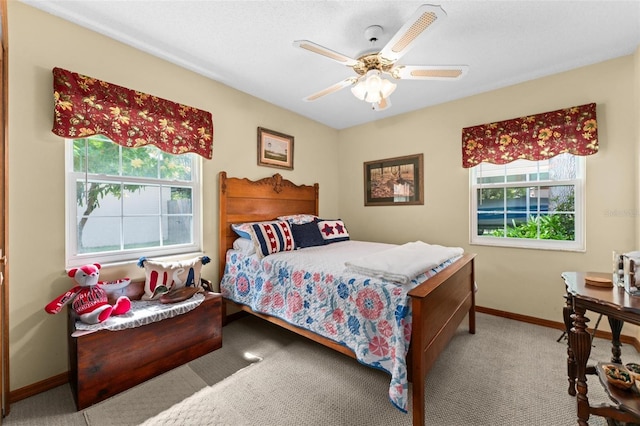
317, 219, 350, 244
251, 220, 296, 257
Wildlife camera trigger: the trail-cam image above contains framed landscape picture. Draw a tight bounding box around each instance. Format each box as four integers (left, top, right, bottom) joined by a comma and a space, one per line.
364, 153, 424, 206
257, 127, 294, 170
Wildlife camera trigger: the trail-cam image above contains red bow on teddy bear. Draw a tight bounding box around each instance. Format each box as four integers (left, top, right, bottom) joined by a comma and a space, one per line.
44, 263, 131, 324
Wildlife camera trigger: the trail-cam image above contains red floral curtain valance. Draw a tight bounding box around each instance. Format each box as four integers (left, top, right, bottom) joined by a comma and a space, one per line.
461, 103, 598, 168
52, 67, 214, 159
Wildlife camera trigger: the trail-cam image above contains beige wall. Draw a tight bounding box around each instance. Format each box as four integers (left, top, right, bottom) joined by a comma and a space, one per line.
634, 46, 640, 341
7, 2, 339, 390
636, 46, 640, 251
7, 1, 640, 393
338, 55, 639, 328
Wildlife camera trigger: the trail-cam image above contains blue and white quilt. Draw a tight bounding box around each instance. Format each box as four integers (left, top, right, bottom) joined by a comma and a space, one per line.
220, 240, 460, 412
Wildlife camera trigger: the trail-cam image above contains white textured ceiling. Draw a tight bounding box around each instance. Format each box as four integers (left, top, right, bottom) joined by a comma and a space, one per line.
20, 0, 640, 129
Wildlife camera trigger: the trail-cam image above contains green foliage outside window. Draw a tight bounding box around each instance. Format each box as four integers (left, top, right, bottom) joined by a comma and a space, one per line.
490, 194, 575, 240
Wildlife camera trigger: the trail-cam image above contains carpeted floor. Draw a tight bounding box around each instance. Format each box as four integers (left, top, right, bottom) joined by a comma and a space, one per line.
83, 365, 208, 426
5, 313, 637, 425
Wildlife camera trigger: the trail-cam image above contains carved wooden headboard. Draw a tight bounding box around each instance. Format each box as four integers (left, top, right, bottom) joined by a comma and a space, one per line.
218, 171, 319, 281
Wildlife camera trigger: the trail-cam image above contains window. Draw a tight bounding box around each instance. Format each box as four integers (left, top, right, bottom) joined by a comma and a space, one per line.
66, 135, 201, 268
470, 153, 584, 251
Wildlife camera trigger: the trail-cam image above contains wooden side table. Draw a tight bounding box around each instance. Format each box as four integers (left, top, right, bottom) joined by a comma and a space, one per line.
562, 271, 640, 425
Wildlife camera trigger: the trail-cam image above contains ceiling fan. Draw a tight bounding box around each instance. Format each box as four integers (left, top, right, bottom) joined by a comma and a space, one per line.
293, 4, 469, 111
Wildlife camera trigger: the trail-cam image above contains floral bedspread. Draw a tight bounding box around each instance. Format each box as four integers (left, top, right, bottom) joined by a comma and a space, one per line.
220, 240, 459, 412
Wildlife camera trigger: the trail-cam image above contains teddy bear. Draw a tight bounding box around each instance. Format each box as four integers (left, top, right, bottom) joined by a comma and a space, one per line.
44, 263, 131, 324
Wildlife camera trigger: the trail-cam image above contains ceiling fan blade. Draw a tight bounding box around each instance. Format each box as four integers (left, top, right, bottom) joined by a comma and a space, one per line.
304, 78, 357, 102
373, 97, 391, 111
394, 65, 469, 80
379, 4, 446, 63
293, 40, 359, 67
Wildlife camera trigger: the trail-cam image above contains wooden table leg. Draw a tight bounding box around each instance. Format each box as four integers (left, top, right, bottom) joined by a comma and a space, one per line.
608, 317, 624, 364
569, 305, 592, 426
564, 294, 577, 396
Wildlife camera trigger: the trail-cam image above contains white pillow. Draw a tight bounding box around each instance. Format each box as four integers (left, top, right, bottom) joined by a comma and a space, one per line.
233, 237, 256, 255
317, 219, 350, 243
277, 214, 318, 225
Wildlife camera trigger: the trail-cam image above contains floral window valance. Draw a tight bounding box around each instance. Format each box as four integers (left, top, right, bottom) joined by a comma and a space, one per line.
52, 67, 214, 159
461, 103, 597, 168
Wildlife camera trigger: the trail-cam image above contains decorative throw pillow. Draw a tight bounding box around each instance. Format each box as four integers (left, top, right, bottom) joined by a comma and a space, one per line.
317, 219, 350, 243
291, 219, 326, 249
137, 255, 210, 300
277, 214, 319, 225
251, 221, 295, 257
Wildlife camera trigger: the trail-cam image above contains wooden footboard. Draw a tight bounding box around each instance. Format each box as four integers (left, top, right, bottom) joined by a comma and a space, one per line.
408, 253, 476, 426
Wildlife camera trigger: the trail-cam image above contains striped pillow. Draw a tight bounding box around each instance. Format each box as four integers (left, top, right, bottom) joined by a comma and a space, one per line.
251, 221, 295, 257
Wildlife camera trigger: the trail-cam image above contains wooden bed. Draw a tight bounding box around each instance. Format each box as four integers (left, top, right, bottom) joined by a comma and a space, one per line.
218, 171, 476, 426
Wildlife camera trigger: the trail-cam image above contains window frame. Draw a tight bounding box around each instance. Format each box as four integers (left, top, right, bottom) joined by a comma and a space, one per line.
469, 156, 586, 252
65, 138, 203, 268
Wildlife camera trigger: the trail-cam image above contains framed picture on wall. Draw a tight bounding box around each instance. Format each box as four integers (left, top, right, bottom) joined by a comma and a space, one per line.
364, 154, 424, 206
257, 127, 294, 170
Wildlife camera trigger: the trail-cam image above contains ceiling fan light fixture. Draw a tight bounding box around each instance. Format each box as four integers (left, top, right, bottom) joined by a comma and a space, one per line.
351, 69, 396, 106
295, 4, 466, 112
364, 69, 382, 90
350, 80, 367, 100
373, 97, 391, 111
364, 89, 382, 104
380, 78, 396, 98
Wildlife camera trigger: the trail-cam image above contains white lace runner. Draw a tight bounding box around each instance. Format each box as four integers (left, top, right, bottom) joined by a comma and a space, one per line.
72, 293, 205, 336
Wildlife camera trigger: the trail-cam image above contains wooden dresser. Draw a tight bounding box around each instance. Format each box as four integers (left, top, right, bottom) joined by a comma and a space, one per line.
67, 284, 222, 410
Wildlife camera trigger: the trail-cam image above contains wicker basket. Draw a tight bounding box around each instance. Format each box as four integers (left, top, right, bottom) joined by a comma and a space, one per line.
604, 364, 635, 390
626, 363, 640, 381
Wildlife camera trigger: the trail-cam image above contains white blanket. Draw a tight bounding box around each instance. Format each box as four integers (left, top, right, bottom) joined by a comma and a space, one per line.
344, 241, 464, 284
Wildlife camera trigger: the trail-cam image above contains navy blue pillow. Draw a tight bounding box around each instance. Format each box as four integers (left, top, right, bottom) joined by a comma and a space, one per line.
291, 220, 326, 249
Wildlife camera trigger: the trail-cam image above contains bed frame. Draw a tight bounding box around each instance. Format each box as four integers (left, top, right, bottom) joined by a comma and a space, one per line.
218, 171, 476, 425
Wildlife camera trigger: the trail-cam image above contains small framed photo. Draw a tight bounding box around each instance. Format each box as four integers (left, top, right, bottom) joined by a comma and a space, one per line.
257, 127, 294, 170
364, 154, 424, 206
